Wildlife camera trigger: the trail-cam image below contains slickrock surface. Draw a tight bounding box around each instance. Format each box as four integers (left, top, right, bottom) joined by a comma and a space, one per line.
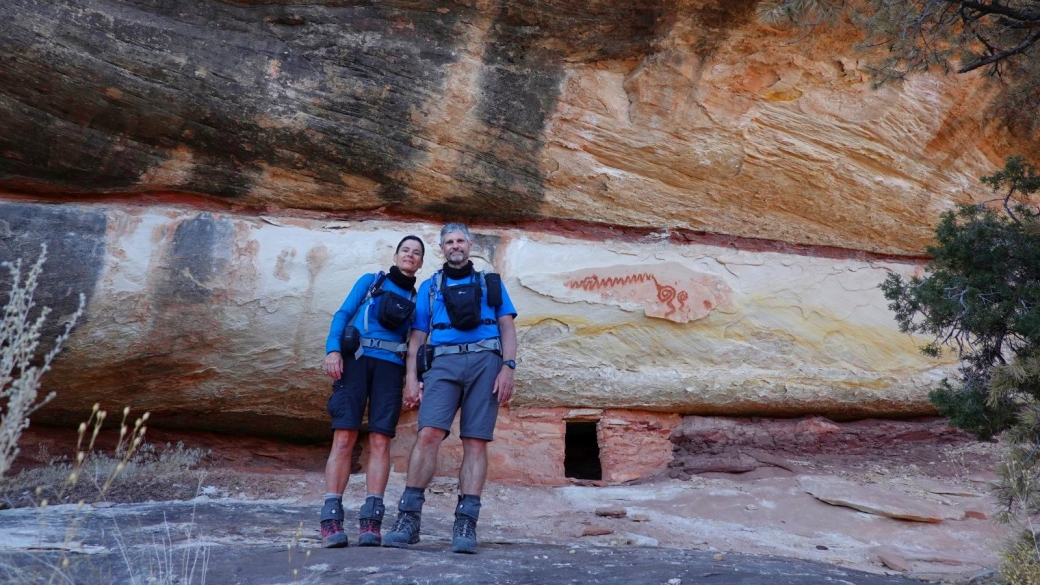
3, 420, 1005, 581
798, 475, 964, 523
0, 501, 918, 584
0, 440, 1001, 583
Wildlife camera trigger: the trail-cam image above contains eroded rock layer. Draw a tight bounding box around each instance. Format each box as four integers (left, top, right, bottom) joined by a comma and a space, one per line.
1, 201, 951, 439
0, 0, 1026, 255
667, 416, 971, 479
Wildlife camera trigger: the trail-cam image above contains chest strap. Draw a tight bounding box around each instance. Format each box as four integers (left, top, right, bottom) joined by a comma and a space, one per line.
432, 318, 496, 330
432, 337, 501, 358
360, 337, 407, 354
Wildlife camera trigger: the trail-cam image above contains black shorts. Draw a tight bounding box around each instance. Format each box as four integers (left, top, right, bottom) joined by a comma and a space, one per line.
327, 354, 405, 437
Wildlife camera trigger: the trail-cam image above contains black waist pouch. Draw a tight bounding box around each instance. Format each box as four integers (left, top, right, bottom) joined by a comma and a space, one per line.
340, 325, 360, 354
416, 343, 434, 377
377, 291, 415, 330
443, 282, 482, 330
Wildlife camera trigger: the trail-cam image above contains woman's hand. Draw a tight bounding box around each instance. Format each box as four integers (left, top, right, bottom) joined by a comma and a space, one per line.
404, 376, 423, 409
324, 351, 344, 380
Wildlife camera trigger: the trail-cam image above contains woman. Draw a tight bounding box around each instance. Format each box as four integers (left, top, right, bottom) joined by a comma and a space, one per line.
320, 235, 425, 548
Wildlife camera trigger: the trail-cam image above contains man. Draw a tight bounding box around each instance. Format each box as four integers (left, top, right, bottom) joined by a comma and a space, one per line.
382, 223, 517, 554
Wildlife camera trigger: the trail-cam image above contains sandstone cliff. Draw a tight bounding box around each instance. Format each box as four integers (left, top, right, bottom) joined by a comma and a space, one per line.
0, 0, 1015, 441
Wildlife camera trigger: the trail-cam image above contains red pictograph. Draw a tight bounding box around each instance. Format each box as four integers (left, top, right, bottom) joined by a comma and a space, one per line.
566, 273, 686, 317
566, 273, 656, 292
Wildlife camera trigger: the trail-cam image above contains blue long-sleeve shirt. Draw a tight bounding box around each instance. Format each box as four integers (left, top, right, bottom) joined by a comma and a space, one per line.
325, 272, 416, 365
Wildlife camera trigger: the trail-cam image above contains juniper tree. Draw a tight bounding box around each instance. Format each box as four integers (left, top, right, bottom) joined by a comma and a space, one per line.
881, 156, 1040, 438
984, 351, 1040, 577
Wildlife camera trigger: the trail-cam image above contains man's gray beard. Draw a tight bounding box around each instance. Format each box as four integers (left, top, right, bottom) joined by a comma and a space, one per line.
447, 252, 467, 266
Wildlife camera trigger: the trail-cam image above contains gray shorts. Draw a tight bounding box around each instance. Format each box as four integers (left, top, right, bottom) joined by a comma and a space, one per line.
418, 350, 502, 441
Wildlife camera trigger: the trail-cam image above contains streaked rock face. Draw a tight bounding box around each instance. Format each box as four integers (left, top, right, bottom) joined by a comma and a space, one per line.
1, 201, 951, 439
0, 1, 1026, 256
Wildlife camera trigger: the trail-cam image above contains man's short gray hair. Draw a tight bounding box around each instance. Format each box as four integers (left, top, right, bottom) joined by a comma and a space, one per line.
440, 223, 473, 244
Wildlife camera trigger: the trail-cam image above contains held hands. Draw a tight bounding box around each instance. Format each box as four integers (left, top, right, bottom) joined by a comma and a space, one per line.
404, 376, 424, 409
493, 366, 514, 406
323, 352, 344, 380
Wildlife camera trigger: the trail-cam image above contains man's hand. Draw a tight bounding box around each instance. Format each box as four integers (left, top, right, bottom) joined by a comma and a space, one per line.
493, 314, 517, 406
404, 376, 424, 409
324, 351, 344, 380
493, 366, 514, 405
403, 329, 428, 409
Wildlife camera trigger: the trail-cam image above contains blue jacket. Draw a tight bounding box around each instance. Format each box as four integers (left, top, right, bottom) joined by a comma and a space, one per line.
325, 272, 415, 365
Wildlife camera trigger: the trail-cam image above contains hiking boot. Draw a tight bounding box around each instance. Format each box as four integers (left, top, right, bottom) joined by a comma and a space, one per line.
357, 496, 386, 547
320, 519, 348, 548
451, 514, 478, 554
358, 518, 382, 547
381, 511, 421, 548
320, 498, 348, 548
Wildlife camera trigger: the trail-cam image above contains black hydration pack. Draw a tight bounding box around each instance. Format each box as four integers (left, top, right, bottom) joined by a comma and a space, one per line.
437, 271, 502, 331
340, 272, 416, 351
442, 274, 483, 330
376, 289, 415, 330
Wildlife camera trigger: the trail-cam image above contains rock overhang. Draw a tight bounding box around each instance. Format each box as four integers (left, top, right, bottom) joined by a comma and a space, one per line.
0, 0, 1029, 256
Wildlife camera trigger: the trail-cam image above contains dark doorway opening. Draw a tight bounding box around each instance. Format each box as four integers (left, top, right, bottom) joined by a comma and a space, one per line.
564, 421, 602, 480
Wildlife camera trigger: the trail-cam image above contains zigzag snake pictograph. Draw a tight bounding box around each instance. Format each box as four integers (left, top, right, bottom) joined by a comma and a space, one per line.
565, 273, 687, 317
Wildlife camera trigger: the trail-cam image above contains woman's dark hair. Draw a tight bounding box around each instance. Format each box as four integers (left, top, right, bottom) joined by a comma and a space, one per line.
396, 235, 425, 257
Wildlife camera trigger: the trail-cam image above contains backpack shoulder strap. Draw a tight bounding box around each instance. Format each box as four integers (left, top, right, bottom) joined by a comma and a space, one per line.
361, 271, 385, 332
368, 271, 387, 298
348, 272, 378, 316
427, 271, 440, 332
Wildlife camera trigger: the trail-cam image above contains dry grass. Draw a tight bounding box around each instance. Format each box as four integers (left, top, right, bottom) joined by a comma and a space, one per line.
0, 240, 215, 584
1002, 534, 1040, 585
1, 244, 83, 479
117, 508, 213, 585
0, 408, 213, 585
0, 440, 208, 508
